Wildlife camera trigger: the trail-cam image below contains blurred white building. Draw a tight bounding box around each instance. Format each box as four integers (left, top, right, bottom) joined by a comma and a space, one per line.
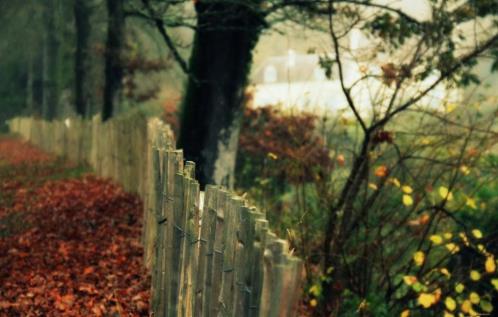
250, 27, 461, 117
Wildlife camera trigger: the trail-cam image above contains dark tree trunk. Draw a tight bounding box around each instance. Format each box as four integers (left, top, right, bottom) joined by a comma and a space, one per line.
102, 0, 124, 122
178, 2, 265, 188
26, 51, 34, 114
42, 0, 58, 120
33, 51, 44, 116
74, 0, 91, 117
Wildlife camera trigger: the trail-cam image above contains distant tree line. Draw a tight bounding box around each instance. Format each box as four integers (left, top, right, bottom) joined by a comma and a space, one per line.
0, 0, 171, 130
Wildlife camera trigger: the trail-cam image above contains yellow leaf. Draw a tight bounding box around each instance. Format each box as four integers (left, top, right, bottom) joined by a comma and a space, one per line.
486, 256, 496, 273
455, 283, 465, 293
309, 299, 317, 307
420, 138, 431, 145
472, 229, 483, 239
402, 185, 413, 194
443, 232, 453, 240
439, 186, 453, 201
418, 293, 436, 308
492, 279, 498, 291
443, 312, 454, 317
413, 251, 425, 266
469, 292, 480, 304
400, 309, 410, 317
440, 268, 451, 278
403, 195, 414, 206
459, 232, 470, 246
392, 178, 401, 187
445, 297, 456, 311
357, 299, 368, 311
368, 183, 378, 190
309, 284, 321, 297
470, 270, 481, 281
461, 300, 472, 313
403, 275, 417, 286
466, 197, 477, 209
446, 103, 457, 113
460, 165, 470, 175
429, 235, 443, 245
446, 243, 460, 254
267, 152, 278, 160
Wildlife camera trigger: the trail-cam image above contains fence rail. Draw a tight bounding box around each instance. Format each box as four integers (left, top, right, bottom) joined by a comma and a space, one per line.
8, 114, 303, 317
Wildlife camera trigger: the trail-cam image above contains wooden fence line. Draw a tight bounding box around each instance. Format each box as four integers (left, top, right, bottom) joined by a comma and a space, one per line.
8, 114, 303, 317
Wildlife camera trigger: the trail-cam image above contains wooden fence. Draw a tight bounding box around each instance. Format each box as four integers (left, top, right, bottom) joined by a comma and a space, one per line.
8, 114, 303, 317
6, 113, 159, 197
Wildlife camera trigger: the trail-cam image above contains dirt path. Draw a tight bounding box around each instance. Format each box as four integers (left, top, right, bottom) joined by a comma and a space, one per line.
0, 137, 150, 316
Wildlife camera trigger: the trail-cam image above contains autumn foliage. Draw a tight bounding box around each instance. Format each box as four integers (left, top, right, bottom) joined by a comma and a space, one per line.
238, 106, 331, 183
0, 138, 150, 316
0, 137, 53, 166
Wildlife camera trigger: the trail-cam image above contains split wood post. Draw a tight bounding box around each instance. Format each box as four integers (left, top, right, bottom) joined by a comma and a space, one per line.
156, 150, 183, 317
217, 194, 243, 315
193, 185, 218, 317
207, 189, 229, 317
150, 145, 164, 315
179, 162, 200, 316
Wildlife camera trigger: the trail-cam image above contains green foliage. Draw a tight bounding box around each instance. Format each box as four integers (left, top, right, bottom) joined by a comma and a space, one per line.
235, 98, 498, 316
366, 12, 422, 47
457, 154, 498, 237
340, 290, 391, 317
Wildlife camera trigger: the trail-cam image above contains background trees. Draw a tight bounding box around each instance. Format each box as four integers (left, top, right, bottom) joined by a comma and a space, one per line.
0, 0, 174, 127
74, 0, 92, 117
41, 0, 59, 120
0, 2, 44, 128
103, 0, 125, 121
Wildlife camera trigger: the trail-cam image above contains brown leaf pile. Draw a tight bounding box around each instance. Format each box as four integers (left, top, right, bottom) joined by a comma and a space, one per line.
0, 137, 53, 165
0, 138, 150, 316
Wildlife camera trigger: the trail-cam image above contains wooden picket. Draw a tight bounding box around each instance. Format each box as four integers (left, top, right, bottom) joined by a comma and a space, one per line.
7, 114, 303, 317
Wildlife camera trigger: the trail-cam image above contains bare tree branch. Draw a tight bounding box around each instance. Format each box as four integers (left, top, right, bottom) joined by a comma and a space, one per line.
124, 10, 196, 30
140, 0, 190, 74
328, 0, 367, 132
374, 32, 498, 130
268, 0, 423, 25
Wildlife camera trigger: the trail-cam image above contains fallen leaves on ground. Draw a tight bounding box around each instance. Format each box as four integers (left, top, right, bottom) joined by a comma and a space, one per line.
0, 137, 53, 165
0, 137, 150, 316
